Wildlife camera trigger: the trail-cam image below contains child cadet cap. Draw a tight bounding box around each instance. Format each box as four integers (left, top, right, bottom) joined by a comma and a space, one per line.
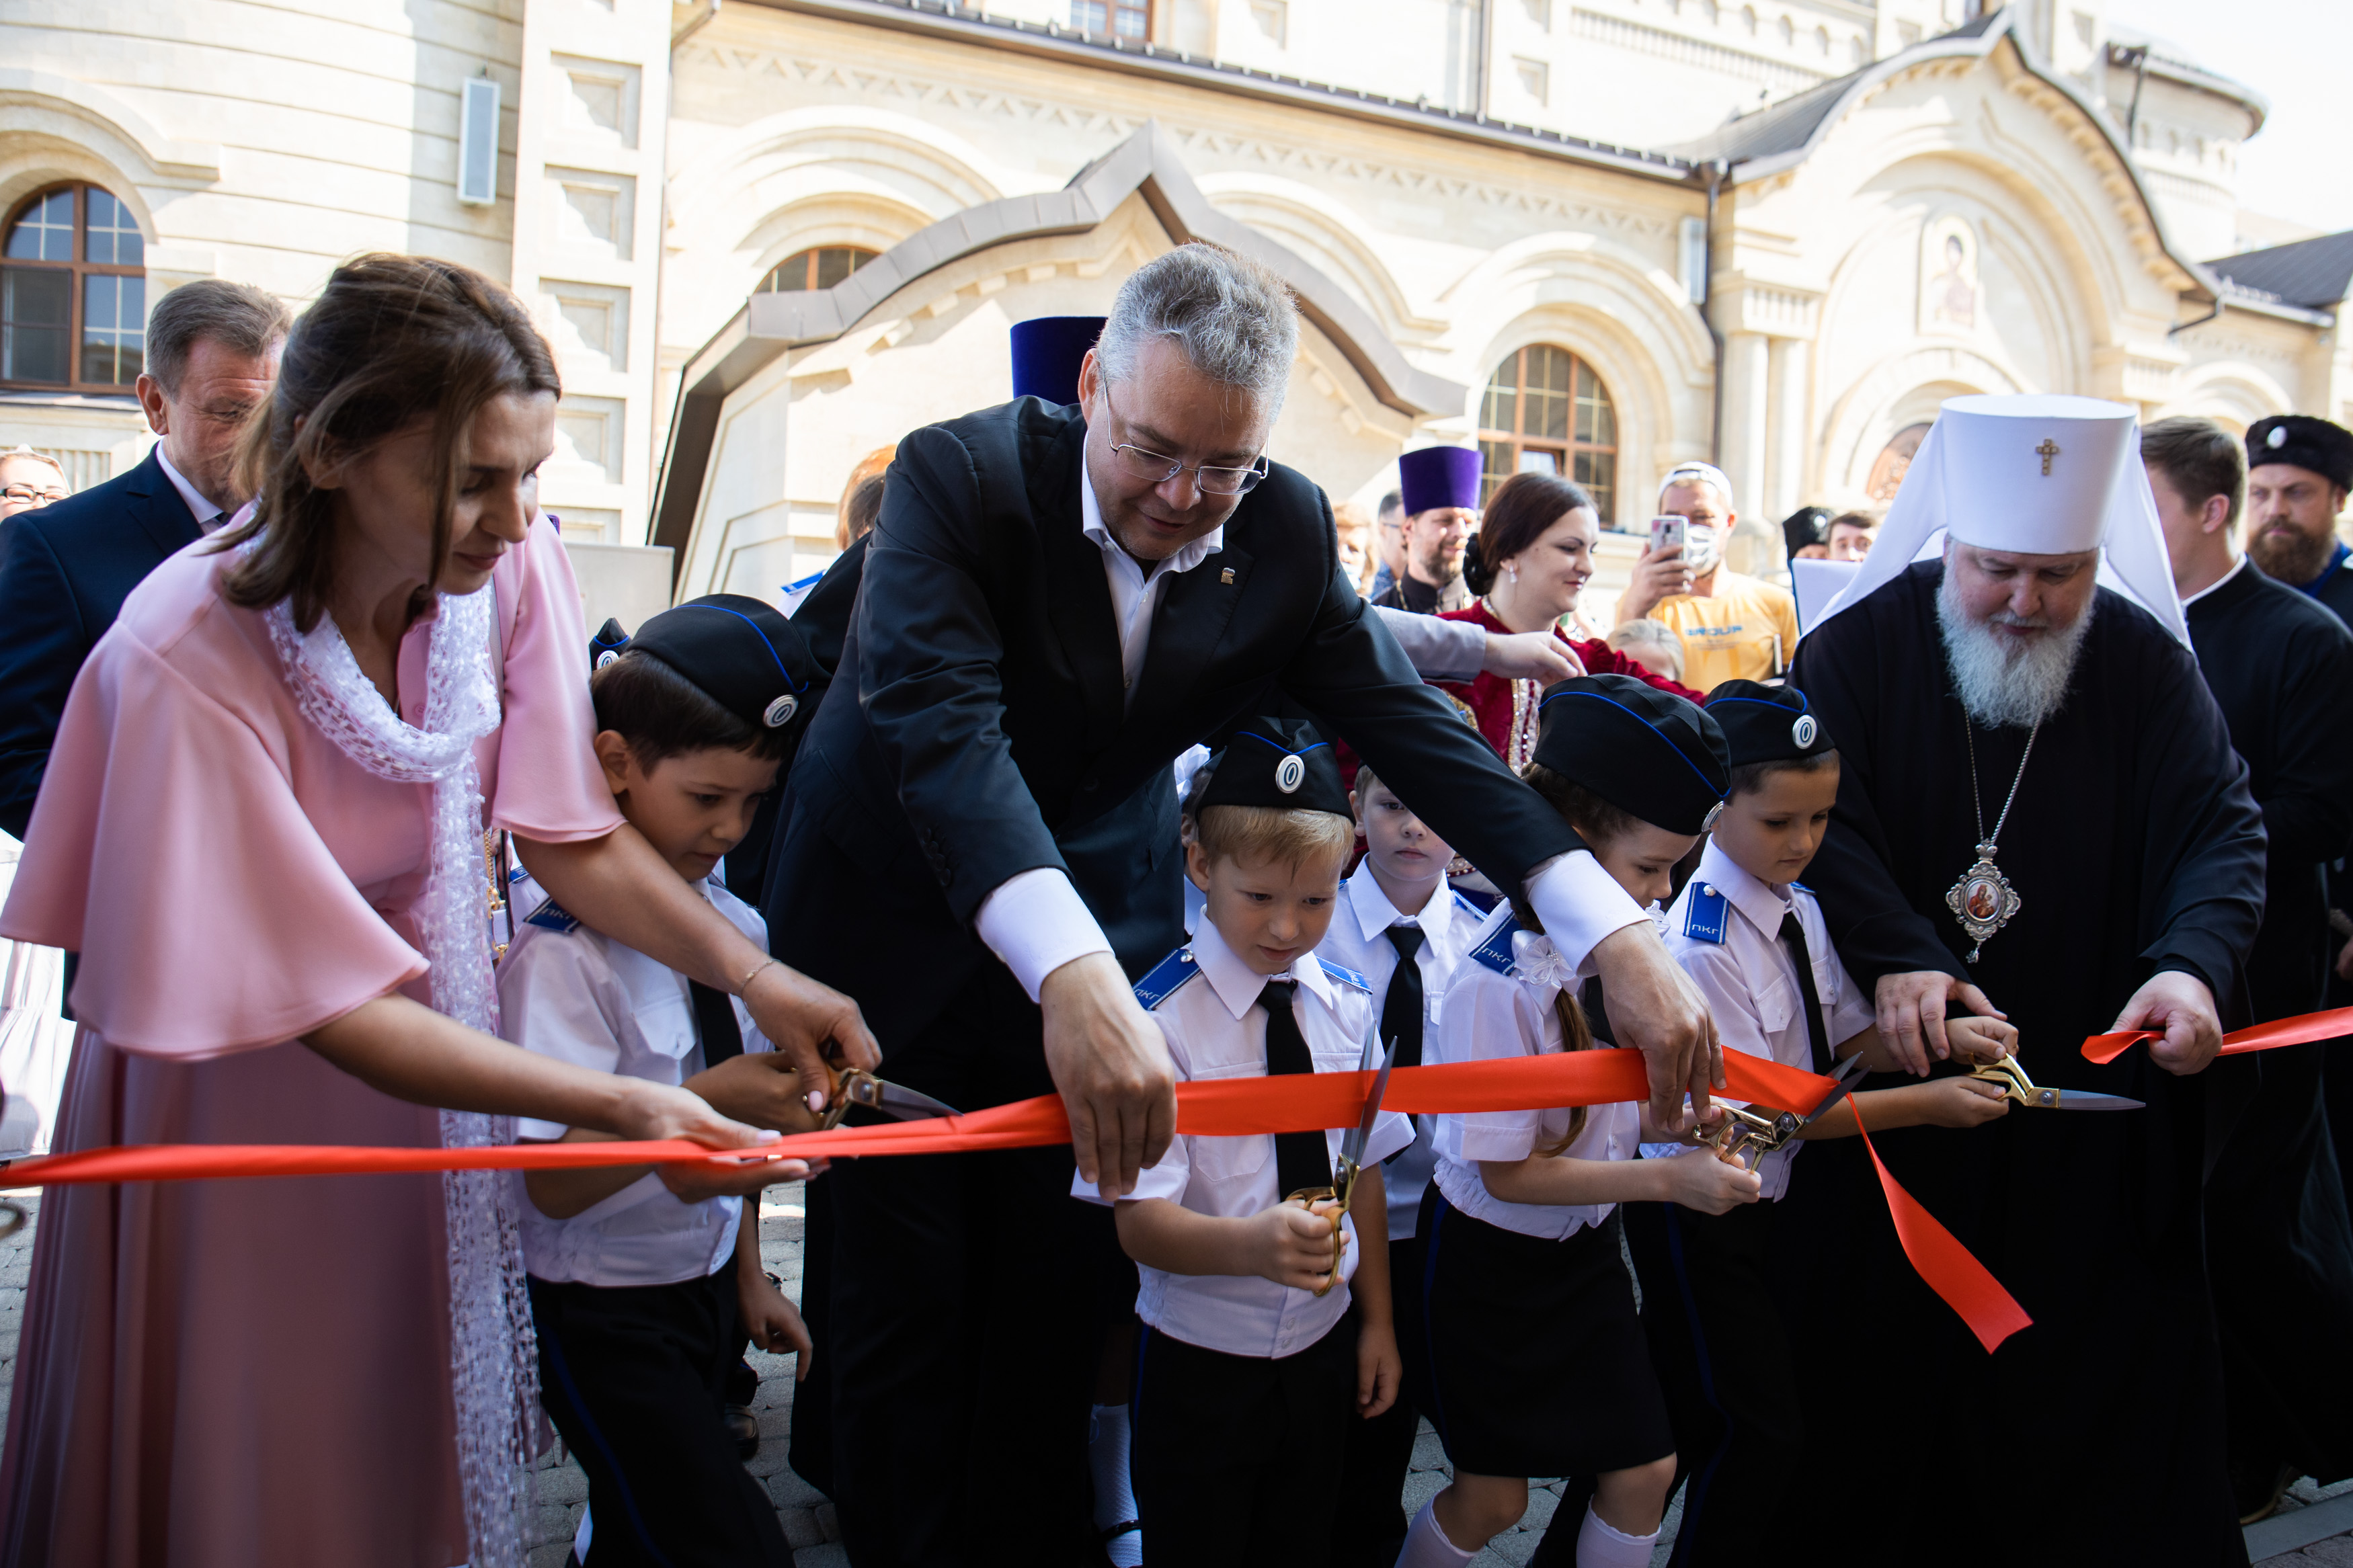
1703, 679, 1834, 768
1199, 716, 1351, 819
1398, 446, 1483, 517
1532, 673, 1730, 836
2247, 415, 2353, 491
625, 593, 822, 736
589, 617, 630, 671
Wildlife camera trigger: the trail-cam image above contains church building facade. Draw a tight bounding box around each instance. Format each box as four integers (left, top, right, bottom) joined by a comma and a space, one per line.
2, 0, 2344, 608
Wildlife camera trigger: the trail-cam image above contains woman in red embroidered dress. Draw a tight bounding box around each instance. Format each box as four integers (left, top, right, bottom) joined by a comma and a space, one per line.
1435, 472, 1706, 770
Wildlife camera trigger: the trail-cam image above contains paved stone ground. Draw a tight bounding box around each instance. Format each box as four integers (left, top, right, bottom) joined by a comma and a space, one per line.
0, 1187, 2328, 1566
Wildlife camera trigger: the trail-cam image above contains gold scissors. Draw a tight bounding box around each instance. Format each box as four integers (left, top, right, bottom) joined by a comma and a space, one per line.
1282, 1036, 1398, 1298
1704, 1051, 1870, 1170
815, 1065, 961, 1130
1965, 1053, 2143, 1112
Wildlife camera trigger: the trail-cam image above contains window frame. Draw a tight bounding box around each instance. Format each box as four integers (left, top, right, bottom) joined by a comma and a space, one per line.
1475, 343, 1620, 524
1, 181, 147, 395
1071, 0, 1152, 40
755, 245, 879, 296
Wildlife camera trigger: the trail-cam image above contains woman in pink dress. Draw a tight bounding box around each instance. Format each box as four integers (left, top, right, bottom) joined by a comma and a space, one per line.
1437, 472, 1706, 769
0, 256, 877, 1568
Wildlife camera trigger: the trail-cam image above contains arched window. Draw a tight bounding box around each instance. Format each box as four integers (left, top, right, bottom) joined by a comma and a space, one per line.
1, 183, 145, 390
1477, 345, 1618, 521
758, 246, 877, 295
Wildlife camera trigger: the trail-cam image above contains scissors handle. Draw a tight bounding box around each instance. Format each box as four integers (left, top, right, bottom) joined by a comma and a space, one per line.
1283, 1165, 1357, 1298
817, 1067, 880, 1131
1966, 1055, 2052, 1108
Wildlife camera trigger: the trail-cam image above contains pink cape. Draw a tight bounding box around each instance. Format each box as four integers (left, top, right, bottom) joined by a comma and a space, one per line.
0, 518, 621, 1567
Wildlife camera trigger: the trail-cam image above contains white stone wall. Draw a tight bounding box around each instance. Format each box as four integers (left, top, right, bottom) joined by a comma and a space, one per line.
0, 0, 524, 467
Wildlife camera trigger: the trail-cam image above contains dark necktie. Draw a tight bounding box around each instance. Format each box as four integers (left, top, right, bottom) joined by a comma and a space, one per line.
1382, 925, 1427, 1068
1259, 981, 1334, 1195
1779, 913, 1834, 1074
689, 980, 746, 1069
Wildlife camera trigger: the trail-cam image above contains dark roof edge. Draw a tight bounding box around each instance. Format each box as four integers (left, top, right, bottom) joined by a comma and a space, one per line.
735, 0, 1699, 184
649, 120, 1472, 566
1702, 9, 2213, 304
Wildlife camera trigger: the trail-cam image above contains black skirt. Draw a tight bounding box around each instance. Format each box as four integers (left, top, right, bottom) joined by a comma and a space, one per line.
1414, 1184, 1674, 1479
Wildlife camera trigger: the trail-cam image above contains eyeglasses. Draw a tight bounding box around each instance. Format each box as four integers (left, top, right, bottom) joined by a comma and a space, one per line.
1099, 381, 1269, 497
2, 485, 65, 506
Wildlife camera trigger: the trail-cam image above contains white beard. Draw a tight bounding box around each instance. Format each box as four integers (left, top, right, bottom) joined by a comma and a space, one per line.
1935, 566, 2092, 730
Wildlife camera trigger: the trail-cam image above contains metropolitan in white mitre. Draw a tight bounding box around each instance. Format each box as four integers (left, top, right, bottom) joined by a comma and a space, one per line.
1764, 395, 2267, 1565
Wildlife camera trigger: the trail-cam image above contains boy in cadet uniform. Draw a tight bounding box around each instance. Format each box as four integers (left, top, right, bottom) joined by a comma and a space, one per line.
1629, 679, 2017, 1566
1316, 751, 1487, 1568
501, 593, 830, 1568
1078, 716, 1414, 1566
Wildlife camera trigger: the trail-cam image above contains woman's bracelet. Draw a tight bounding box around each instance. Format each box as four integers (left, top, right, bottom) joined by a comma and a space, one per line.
739, 956, 781, 996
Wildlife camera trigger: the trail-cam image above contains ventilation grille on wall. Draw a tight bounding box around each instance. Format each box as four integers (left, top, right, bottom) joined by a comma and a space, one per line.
458, 77, 500, 207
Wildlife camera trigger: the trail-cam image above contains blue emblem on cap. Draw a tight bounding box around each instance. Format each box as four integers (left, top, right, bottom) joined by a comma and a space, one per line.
1133, 946, 1203, 1011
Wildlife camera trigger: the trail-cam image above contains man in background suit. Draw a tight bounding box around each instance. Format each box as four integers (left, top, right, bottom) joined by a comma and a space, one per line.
764, 243, 1722, 1566
0, 279, 290, 839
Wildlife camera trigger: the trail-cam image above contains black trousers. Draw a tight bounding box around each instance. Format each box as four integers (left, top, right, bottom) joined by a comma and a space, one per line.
827, 962, 1111, 1567
1131, 1315, 1359, 1567
1330, 1234, 1425, 1568
530, 1261, 792, 1568
1623, 1198, 1802, 1566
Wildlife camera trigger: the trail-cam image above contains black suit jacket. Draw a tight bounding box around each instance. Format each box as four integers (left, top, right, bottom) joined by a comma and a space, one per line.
764, 399, 1579, 1048
0, 448, 200, 838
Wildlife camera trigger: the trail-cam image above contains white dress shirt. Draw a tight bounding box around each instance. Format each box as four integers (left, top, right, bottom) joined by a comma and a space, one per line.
1074, 913, 1414, 1359
497, 879, 773, 1287
1313, 864, 1486, 1239
1652, 839, 1874, 1200
1428, 903, 1642, 1241
153, 446, 228, 534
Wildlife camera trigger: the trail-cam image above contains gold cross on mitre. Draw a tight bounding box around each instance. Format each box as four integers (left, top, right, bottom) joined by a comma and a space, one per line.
2036, 438, 2060, 476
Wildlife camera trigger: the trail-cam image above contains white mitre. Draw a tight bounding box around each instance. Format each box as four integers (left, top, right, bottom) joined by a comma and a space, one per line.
1812, 393, 2188, 646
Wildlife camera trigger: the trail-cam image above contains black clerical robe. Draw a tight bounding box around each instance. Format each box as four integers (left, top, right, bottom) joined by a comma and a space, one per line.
2187, 559, 2353, 1492
1769, 561, 2265, 1567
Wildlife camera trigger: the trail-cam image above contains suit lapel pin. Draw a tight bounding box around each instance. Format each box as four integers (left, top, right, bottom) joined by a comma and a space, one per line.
1220, 567, 1235, 585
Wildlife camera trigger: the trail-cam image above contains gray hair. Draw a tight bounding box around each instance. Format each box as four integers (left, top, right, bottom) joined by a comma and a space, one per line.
1096, 243, 1298, 411
147, 280, 292, 393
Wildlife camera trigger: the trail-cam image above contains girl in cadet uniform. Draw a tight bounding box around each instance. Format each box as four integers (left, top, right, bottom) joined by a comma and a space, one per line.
1400, 675, 1762, 1568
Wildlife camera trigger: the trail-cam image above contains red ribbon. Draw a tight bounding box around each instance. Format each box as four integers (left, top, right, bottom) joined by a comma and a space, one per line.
0, 1045, 2030, 1350
2081, 1003, 2353, 1065
1847, 1098, 2032, 1352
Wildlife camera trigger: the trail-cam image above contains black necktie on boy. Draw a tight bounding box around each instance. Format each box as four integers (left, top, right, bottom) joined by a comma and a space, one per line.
689, 980, 746, 1069
1259, 980, 1334, 1195
1382, 925, 1426, 1068
1779, 913, 1834, 1074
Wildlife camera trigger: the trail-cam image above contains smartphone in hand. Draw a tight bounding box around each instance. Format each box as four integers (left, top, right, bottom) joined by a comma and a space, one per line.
1650, 516, 1687, 556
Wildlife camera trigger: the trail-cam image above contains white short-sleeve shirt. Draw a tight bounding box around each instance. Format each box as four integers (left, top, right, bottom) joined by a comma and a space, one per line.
1312, 864, 1487, 1240
497, 878, 774, 1288
1073, 913, 1414, 1359
1427, 903, 1642, 1241
1654, 839, 1876, 1200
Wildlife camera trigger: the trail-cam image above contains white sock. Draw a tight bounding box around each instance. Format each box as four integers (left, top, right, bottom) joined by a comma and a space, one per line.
1087, 1403, 1142, 1567
1395, 1496, 1478, 1568
1575, 1501, 1659, 1568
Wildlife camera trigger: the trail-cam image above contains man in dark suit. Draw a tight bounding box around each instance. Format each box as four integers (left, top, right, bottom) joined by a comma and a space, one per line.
762, 244, 1722, 1565
0, 279, 290, 838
